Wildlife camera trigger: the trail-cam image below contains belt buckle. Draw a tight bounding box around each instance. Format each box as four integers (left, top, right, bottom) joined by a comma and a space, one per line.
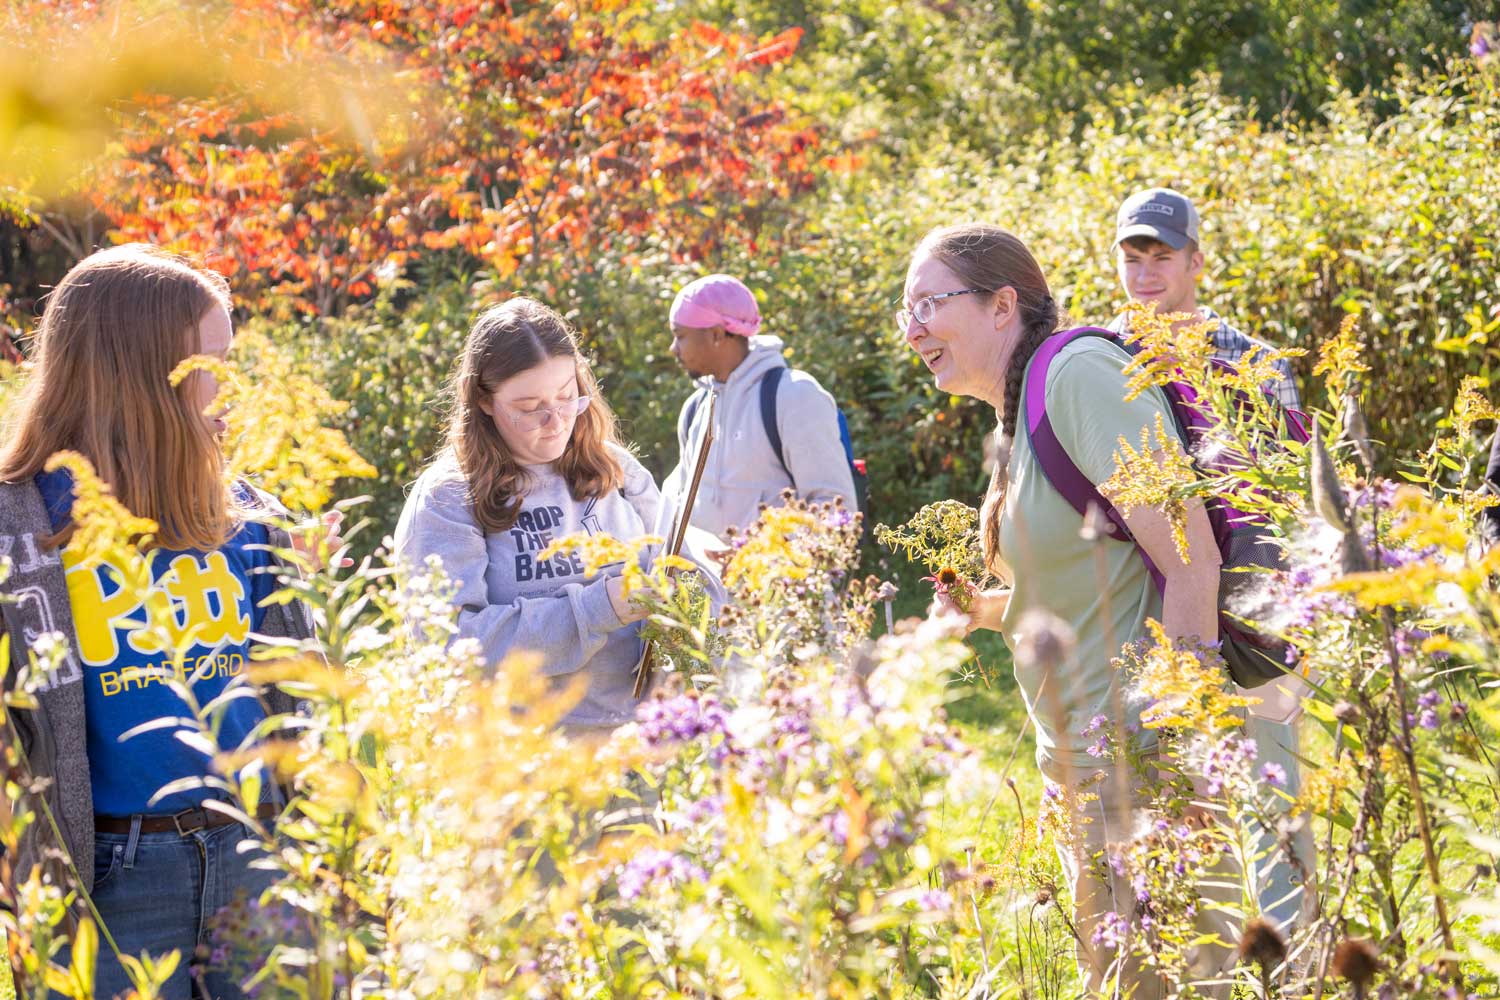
171, 806, 210, 836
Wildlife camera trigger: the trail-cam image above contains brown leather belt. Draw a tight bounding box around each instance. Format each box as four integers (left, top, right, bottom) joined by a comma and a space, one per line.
94, 802, 278, 836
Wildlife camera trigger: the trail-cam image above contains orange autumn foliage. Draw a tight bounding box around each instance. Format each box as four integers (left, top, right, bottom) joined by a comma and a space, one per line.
9, 0, 826, 315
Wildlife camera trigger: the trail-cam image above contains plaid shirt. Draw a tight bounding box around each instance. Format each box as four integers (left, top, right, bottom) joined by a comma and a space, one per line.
1106, 307, 1302, 410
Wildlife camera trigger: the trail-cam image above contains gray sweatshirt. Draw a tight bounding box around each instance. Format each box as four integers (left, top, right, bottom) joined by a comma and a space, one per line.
393, 444, 666, 729
662, 335, 857, 540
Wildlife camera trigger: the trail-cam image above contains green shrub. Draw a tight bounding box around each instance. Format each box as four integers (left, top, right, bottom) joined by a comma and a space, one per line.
265, 63, 1500, 565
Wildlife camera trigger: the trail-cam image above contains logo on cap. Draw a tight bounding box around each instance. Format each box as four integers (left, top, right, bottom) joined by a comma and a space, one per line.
1114, 188, 1199, 251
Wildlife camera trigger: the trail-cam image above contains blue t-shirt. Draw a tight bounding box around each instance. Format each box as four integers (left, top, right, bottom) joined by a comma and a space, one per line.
36, 470, 277, 816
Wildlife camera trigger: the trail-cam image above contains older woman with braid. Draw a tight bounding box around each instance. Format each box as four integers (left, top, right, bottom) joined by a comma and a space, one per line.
901, 224, 1236, 998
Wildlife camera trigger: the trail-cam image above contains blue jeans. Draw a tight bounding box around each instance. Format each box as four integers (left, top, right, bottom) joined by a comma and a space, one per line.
89, 820, 279, 1000
1244, 714, 1318, 930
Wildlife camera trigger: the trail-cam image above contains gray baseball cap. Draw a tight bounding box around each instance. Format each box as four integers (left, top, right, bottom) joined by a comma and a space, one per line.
1114, 187, 1200, 251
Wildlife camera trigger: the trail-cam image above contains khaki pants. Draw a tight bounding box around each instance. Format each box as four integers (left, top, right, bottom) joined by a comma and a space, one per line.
1041, 755, 1242, 1000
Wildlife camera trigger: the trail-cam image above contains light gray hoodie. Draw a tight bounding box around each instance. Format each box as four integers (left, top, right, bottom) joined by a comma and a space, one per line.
662, 335, 856, 540
395, 444, 688, 729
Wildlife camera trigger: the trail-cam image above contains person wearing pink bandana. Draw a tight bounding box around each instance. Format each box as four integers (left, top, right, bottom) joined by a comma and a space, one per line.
662, 273, 856, 541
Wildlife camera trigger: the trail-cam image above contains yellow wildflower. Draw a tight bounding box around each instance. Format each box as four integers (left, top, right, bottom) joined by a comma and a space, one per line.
1311, 315, 1370, 402
1293, 755, 1358, 818
176, 332, 376, 511
1118, 302, 1217, 401
540, 532, 691, 599
1125, 620, 1255, 735
1453, 375, 1500, 439
1101, 413, 1199, 562
722, 504, 818, 592
169, 353, 238, 412
1214, 341, 1308, 405
1322, 487, 1480, 610
1385, 486, 1469, 553
42, 451, 157, 573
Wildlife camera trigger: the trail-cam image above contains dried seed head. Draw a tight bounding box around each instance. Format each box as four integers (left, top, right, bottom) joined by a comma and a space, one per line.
1034, 882, 1055, 907
984, 430, 1012, 474
1013, 609, 1077, 674
1341, 392, 1375, 471
1331, 938, 1380, 988
1238, 917, 1288, 970
1310, 422, 1351, 533
1080, 501, 1111, 542
1334, 700, 1361, 724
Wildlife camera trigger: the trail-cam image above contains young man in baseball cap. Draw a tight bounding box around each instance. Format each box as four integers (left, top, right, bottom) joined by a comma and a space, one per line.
1108, 187, 1315, 933
662, 273, 856, 541
1108, 187, 1301, 409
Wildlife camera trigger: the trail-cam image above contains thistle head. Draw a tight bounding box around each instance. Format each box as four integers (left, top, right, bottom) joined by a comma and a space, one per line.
1237, 916, 1288, 971
1331, 937, 1379, 993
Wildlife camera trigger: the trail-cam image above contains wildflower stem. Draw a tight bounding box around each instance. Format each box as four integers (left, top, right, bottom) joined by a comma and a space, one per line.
1311, 717, 1354, 1000
1, 704, 127, 965
1380, 603, 1460, 984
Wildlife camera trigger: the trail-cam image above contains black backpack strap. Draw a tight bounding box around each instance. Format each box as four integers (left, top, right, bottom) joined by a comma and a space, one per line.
759, 367, 791, 479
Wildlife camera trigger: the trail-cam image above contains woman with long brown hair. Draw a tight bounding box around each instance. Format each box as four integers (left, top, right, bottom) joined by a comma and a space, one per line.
901, 224, 1237, 997
394, 297, 696, 729
0, 243, 317, 998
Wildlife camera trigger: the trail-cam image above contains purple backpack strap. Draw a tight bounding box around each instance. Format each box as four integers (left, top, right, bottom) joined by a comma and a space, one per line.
1023, 327, 1166, 592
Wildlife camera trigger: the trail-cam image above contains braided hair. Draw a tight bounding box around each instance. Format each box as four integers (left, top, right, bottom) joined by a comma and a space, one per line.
915, 224, 1059, 574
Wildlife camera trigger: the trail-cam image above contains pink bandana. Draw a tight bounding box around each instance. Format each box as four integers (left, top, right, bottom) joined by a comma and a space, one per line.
669, 274, 762, 336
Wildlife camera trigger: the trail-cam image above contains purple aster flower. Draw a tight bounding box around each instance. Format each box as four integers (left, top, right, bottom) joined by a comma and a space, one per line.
637, 693, 729, 747
1261, 762, 1287, 787
1091, 910, 1128, 950
915, 889, 952, 915
684, 795, 724, 823
617, 847, 708, 901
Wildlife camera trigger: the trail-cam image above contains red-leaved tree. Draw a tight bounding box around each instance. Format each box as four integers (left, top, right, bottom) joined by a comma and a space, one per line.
9, 0, 826, 315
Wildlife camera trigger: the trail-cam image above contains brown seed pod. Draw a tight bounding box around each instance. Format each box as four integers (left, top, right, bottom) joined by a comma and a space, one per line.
1331, 938, 1379, 992
1310, 422, 1351, 533
1237, 916, 1288, 970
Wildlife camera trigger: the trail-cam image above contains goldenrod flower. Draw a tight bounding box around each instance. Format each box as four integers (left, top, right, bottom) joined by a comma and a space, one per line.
42, 451, 157, 573
1311, 314, 1370, 403
1101, 413, 1200, 562
1118, 302, 1218, 401
1124, 620, 1254, 734
176, 332, 377, 511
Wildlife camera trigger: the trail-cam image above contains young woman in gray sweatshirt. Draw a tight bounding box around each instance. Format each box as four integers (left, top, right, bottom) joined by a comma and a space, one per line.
395, 298, 690, 730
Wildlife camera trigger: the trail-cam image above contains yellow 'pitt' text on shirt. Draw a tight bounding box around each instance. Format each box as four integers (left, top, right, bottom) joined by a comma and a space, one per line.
63, 549, 253, 668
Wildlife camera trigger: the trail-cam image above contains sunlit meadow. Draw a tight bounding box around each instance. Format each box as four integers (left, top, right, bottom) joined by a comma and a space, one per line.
4, 4, 1500, 998
0, 303, 1497, 999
